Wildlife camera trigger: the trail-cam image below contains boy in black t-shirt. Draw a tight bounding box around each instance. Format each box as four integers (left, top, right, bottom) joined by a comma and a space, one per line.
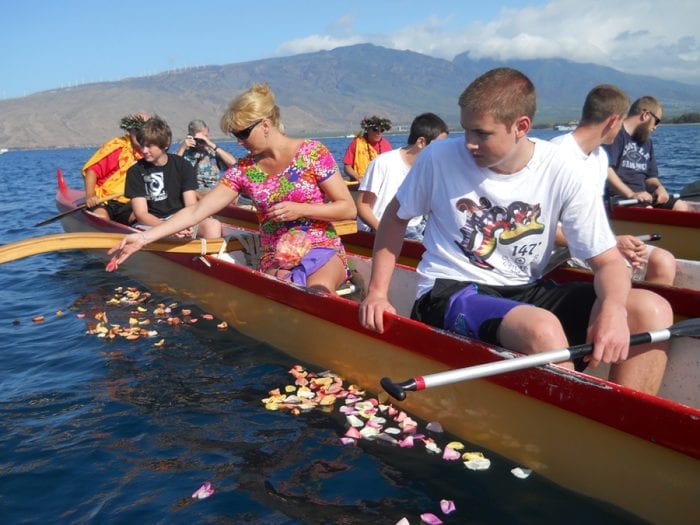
124, 116, 222, 239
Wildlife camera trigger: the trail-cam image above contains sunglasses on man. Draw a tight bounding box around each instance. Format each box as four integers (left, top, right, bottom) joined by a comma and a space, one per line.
645, 110, 661, 126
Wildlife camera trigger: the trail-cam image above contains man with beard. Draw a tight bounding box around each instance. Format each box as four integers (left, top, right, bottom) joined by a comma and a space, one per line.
603, 96, 690, 210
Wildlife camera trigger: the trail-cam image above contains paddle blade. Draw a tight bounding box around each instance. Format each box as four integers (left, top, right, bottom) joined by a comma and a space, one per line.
669, 317, 700, 338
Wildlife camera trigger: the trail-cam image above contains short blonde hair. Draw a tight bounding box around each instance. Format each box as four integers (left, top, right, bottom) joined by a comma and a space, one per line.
458, 68, 536, 129
629, 96, 662, 117
220, 83, 281, 134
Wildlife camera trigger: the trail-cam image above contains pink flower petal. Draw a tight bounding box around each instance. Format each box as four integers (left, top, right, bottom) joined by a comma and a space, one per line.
442, 446, 461, 461
339, 437, 357, 446
420, 512, 443, 524
105, 257, 119, 272
192, 481, 215, 499
440, 499, 456, 514
344, 427, 362, 439
398, 435, 414, 448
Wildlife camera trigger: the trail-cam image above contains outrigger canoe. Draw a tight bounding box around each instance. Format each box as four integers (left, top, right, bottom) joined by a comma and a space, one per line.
26, 170, 700, 524
608, 204, 700, 260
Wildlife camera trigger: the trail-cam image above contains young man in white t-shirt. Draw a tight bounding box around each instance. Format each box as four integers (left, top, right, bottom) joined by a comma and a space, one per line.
356, 112, 449, 240
551, 84, 676, 286
359, 68, 671, 395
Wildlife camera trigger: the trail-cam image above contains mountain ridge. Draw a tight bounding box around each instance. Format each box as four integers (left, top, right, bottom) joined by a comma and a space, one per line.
2, 43, 699, 149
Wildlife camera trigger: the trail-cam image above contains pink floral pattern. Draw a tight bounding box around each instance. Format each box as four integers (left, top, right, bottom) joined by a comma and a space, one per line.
221, 139, 348, 273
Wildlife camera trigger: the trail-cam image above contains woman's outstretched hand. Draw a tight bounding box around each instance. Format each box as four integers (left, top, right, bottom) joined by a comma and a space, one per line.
105, 232, 148, 271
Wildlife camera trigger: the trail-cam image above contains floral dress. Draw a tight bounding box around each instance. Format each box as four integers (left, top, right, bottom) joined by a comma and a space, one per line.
221, 139, 348, 273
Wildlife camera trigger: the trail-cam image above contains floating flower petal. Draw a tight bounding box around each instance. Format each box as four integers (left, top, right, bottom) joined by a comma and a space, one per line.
440, 499, 456, 514
511, 467, 532, 479
192, 481, 215, 499
420, 512, 443, 524
464, 457, 491, 471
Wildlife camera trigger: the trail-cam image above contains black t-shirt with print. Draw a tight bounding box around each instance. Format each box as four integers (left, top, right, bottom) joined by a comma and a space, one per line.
125, 154, 198, 218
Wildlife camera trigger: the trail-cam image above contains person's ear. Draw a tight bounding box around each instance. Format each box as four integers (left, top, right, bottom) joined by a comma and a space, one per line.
513, 115, 531, 138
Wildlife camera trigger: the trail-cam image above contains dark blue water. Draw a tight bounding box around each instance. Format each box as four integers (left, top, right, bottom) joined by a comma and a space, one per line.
1, 126, 698, 524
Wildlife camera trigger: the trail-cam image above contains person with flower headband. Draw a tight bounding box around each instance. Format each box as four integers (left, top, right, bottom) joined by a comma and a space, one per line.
108, 84, 357, 295
342, 115, 393, 182
81, 112, 151, 224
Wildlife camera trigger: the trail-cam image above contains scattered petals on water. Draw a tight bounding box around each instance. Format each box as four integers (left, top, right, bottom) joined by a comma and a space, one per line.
191, 481, 215, 499
202, 313, 214, 320
420, 512, 443, 524
440, 499, 456, 514
396, 518, 410, 525
217, 321, 228, 330
511, 467, 532, 479
154, 339, 165, 347
32, 315, 45, 323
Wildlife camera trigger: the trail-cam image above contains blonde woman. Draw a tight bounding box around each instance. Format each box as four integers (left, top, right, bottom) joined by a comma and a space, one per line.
109, 83, 356, 294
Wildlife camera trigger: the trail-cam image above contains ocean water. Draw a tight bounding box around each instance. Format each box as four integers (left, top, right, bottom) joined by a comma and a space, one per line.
1, 126, 698, 524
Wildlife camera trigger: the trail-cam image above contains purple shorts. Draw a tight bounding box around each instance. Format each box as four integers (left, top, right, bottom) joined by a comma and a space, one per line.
286, 247, 337, 286
444, 284, 523, 339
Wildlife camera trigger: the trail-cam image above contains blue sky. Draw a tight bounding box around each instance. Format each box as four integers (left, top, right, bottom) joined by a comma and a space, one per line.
2, 0, 699, 100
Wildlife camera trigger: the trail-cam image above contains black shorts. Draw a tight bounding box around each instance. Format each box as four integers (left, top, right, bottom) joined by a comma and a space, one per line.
412, 279, 597, 371
651, 195, 681, 210
91, 200, 133, 225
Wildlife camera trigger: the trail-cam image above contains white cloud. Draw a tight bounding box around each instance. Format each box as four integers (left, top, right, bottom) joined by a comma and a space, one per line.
275, 0, 700, 85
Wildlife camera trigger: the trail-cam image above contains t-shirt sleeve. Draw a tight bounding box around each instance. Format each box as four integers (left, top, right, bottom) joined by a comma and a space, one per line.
311, 141, 340, 183
395, 149, 433, 220
559, 163, 616, 261
602, 133, 622, 169
85, 147, 122, 179
342, 138, 357, 166
220, 166, 244, 194
124, 164, 145, 199
358, 157, 379, 192
645, 141, 659, 179
179, 157, 198, 192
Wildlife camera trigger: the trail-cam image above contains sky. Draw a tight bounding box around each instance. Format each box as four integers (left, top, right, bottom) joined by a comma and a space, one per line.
2, 0, 699, 100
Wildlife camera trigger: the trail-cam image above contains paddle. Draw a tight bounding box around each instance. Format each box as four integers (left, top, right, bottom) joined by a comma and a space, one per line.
34, 192, 124, 227
613, 183, 700, 206
543, 233, 661, 275
0, 232, 236, 265
380, 317, 700, 401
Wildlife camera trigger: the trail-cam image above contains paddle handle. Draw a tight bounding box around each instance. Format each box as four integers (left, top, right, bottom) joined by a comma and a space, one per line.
614, 191, 700, 207
381, 327, 675, 400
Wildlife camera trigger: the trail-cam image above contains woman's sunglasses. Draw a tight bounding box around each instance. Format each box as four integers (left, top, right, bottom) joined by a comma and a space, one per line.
232, 119, 263, 140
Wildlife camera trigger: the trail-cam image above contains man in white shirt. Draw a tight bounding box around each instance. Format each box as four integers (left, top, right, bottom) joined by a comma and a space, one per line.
356, 112, 449, 240
551, 85, 676, 286
359, 68, 671, 395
